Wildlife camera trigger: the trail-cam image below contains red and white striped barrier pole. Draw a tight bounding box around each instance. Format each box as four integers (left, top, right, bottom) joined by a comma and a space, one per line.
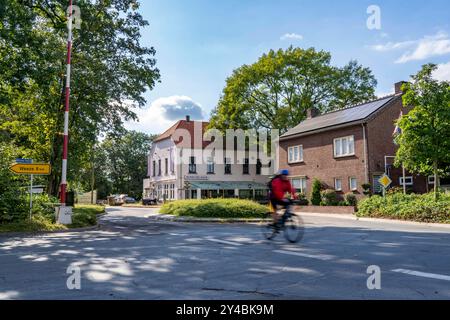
60, 0, 73, 205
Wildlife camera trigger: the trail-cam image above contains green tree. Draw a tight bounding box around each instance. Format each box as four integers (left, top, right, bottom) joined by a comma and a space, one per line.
394, 64, 450, 200
209, 47, 377, 133
311, 179, 322, 206
0, 0, 160, 196
100, 131, 156, 200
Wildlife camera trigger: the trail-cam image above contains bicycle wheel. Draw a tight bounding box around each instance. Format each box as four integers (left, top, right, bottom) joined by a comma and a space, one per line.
283, 213, 304, 243
261, 212, 278, 240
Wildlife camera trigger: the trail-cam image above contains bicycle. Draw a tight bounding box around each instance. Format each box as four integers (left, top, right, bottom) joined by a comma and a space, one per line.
261, 200, 305, 243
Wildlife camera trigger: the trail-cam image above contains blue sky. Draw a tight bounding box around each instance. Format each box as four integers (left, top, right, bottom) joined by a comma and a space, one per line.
126, 0, 450, 134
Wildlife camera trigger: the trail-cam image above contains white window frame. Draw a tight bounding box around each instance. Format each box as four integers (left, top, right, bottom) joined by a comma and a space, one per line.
291, 177, 307, 194
349, 177, 358, 191
334, 178, 343, 191
428, 176, 435, 185
334, 135, 355, 158
399, 176, 413, 186
206, 157, 215, 174
288, 145, 303, 163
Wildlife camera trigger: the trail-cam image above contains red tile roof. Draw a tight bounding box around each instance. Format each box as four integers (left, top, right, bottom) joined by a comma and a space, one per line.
154, 120, 211, 149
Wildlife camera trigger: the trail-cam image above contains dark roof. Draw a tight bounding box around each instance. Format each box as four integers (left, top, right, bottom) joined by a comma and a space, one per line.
281, 95, 399, 139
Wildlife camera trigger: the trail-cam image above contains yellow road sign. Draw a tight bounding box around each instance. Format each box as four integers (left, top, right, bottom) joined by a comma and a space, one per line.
9, 163, 51, 175
378, 174, 392, 188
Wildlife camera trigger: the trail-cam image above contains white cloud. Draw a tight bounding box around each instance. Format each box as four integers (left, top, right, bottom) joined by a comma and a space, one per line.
433, 61, 450, 81
370, 40, 416, 52
369, 31, 450, 63
125, 96, 204, 135
280, 33, 303, 41
376, 89, 394, 98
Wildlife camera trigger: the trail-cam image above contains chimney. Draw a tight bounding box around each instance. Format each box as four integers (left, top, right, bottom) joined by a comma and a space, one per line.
186, 115, 190, 122
306, 107, 320, 119
395, 81, 408, 94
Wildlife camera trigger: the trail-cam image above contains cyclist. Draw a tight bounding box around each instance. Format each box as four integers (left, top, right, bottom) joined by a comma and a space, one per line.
268, 169, 297, 229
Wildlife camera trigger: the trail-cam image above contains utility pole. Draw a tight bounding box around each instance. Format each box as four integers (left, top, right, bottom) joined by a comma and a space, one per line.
91, 144, 95, 204
60, 0, 73, 205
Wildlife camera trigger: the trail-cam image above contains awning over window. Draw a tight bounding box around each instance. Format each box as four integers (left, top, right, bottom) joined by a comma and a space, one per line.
188, 181, 268, 190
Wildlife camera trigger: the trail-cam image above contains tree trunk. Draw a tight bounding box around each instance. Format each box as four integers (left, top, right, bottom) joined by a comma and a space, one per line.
434, 160, 439, 201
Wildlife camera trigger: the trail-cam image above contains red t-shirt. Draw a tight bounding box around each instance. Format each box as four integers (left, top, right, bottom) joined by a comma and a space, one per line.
271, 177, 296, 200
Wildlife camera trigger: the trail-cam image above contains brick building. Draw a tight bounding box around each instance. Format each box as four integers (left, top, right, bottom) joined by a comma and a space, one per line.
278, 82, 431, 197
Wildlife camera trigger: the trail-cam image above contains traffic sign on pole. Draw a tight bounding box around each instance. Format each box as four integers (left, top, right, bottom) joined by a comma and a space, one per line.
378, 174, 392, 189
15, 158, 33, 164
9, 163, 51, 175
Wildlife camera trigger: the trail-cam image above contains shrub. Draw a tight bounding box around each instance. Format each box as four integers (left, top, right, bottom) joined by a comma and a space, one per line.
344, 192, 358, 207
311, 179, 322, 205
295, 193, 309, 206
321, 189, 339, 206
362, 183, 372, 196
357, 192, 450, 223
159, 199, 268, 218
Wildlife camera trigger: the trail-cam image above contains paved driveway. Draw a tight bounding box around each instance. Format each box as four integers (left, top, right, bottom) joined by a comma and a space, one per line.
0, 207, 449, 299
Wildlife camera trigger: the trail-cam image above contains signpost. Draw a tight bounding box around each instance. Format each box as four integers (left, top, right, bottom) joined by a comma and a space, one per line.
9, 160, 51, 220
9, 163, 51, 175
378, 174, 392, 198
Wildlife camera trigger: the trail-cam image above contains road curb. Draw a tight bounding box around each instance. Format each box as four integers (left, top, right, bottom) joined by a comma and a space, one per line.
147, 214, 269, 223
147, 212, 450, 228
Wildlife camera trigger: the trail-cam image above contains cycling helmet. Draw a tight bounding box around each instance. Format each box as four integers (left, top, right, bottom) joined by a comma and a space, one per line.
279, 169, 289, 176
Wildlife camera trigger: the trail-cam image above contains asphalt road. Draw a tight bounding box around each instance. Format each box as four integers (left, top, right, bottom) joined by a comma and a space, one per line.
1, 206, 449, 300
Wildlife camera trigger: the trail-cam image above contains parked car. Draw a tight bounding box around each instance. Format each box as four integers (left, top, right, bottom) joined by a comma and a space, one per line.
124, 197, 136, 204
142, 197, 158, 205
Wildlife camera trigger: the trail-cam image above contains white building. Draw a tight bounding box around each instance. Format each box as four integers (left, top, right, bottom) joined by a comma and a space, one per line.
143, 117, 271, 201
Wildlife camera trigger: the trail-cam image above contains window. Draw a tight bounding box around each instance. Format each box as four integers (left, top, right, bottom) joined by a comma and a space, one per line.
243, 158, 249, 174
335, 178, 343, 191
428, 176, 435, 185
291, 177, 307, 194
334, 136, 355, 157
165, 158, 168, 175
207, 157, 215, 174
399, 176, 413, 186
152, 160, 156, 177
256, 159, 262, 175
373, 175, 383, 194
158, 159, 161, 176
189, 156, 196, 173
349, 177, 358, 191
163, 184, 169, 199
169, 184, 175, 200
224, 157, 232, 174
288, 145, 303, 163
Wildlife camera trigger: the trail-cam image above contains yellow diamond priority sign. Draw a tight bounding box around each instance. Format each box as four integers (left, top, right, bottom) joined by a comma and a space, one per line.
9, 163, 51, 175
378, 174, 392, 189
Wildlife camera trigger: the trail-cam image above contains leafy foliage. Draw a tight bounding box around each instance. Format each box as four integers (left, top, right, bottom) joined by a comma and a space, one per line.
357, 192, 450, 223
160, 199, 268, 218
0, 0, 160, 196
311, 179, 322, 205
95, 131, 156, 200
344, 192, 358, 207
395, 64, 450, 199
209, 47, 376, 133
320, 189, 339, 206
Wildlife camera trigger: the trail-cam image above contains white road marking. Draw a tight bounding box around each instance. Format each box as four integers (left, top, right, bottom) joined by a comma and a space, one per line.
274, 249, 333, 261
391, 269, 450, 281
204, 237, 243, 246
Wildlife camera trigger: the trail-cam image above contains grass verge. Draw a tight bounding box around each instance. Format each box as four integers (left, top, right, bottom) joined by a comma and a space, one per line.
0, 204, 105, 233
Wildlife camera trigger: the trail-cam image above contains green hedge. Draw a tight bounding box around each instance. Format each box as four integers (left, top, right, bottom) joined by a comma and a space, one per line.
159, 199, 268, 218
357, 192, 450, 223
